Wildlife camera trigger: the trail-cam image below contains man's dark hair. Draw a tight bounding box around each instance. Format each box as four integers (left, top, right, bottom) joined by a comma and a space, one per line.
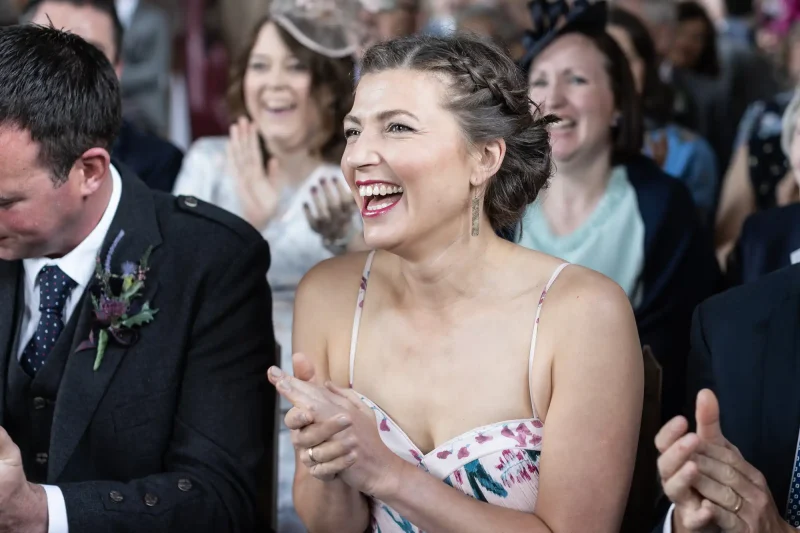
0, 24, 121, 184
20, 0, 124, 62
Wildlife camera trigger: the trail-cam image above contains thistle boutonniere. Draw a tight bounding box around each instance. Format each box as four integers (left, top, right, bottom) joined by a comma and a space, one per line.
77, 230, 159, 370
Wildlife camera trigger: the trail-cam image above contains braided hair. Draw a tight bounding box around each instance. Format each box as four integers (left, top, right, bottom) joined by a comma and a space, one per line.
358, 33, 558, 234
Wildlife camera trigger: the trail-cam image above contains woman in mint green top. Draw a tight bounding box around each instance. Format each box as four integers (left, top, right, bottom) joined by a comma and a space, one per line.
518, 0, 719, 423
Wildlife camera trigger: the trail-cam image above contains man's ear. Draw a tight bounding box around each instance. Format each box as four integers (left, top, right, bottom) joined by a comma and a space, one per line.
470, 138, 506, 188
73, 147, 111, 197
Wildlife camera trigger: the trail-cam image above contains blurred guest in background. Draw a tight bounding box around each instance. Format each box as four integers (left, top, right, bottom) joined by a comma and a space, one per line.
609, 6, 719, 222
174, 0, 363, 378
115, 0, 171, 137
359, 0, 419, 50
520, 0, 719, 423
172, 3, 364, 528
714, 86, 800, 267
454, 3, 526, 60
276, 30, 642, 533
726, 89, 800, 285
22, 0, 185, 193
671, 1, 722, 78
757, 0, 800, 56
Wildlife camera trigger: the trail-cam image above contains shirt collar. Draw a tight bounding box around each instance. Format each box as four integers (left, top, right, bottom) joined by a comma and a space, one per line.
23, 164, 123, 292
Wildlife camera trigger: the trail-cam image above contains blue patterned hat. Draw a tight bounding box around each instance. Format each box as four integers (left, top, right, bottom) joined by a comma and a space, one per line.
520, 0, 608, 72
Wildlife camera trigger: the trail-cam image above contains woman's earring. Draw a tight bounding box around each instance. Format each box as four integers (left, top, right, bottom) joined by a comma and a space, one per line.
471, 194, 480, 237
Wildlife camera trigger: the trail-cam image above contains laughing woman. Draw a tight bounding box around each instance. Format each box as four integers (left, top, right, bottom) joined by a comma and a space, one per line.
268, 32, 643, 533
173, 0, 365, 367
172, 4, 365, 528
517, 0, 719, 423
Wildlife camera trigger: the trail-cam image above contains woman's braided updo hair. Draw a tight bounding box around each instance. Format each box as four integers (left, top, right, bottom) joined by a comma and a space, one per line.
359, 33, 558, 233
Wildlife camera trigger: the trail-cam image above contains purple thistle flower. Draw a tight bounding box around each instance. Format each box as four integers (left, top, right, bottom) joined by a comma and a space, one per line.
104, 229, 125, 273
100, 296, 128, 319
121, 261, 137, 276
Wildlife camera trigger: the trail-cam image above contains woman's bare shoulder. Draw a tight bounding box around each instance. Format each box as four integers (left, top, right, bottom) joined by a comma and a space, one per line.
510, 246, 637, 344
295, 251, 373, 314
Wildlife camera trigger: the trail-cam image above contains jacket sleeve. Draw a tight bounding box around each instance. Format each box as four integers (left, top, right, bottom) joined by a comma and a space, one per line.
57, 236, 277, 533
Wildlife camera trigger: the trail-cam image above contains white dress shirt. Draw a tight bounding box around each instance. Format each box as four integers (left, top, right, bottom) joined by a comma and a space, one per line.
18, 165, 122, 533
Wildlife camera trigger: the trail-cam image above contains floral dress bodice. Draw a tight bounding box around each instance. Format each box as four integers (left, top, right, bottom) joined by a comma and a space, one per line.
348, 251, 568, 532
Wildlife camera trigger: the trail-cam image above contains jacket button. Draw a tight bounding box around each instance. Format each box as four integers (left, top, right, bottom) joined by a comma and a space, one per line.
35, 452, 48, 465
184, 196, 198, 208
109, 491, 124, 503
144, 493, 159, 507
177, 478, 192, 492
33, 397, 46, 410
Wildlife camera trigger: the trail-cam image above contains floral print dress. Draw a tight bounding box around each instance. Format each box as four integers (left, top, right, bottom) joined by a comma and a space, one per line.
348, 251, 569, 532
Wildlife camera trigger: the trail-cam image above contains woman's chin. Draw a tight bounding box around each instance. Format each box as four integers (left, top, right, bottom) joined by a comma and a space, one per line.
362, 226, 404, 252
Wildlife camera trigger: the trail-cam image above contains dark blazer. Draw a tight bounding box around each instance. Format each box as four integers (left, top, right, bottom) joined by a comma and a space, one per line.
726, 203, 800, 287
112, 120, 184, 193
655, 263, 800, 531
0, 166, 276, 532
625, 155, 721, 423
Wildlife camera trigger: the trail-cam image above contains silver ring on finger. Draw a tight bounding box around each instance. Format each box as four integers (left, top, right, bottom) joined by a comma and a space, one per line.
308, 447, 317, 464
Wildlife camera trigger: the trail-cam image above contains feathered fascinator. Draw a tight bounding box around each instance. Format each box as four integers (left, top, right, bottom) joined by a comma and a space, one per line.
270, 0, 364, 58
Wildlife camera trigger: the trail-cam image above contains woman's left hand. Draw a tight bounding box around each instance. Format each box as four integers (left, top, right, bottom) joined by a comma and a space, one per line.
689, 440, 793, 533
304, 177, 359, 246
268, 367, 405, 498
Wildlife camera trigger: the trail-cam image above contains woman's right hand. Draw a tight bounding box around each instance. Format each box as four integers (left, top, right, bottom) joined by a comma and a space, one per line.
228, 117, 280, 230
280, 353, 356, 482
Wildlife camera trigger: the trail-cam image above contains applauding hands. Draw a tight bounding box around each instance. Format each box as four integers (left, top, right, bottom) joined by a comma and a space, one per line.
303, 177, 360, 252
268, 354, 404, 499
228, 117, 281, 231
657, 389, 793, 533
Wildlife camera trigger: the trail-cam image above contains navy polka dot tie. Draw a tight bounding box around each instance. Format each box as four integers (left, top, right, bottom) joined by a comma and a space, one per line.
788, 432, 800, 527
20, 265, 77, 376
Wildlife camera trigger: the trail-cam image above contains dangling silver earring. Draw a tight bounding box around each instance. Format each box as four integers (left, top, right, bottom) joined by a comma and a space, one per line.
471, 194, 480, 237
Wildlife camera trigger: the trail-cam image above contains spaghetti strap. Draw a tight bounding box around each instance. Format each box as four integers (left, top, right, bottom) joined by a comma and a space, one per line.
527, 262, 570, 419
349, 250, 376, 388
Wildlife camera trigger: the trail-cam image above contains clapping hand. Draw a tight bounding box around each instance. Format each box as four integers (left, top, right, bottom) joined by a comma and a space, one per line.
304, 177, 359, 250
268, 354, 404, 497
0, 427, 47, 532
657, 390, 793, 533
228, 117, 280, 230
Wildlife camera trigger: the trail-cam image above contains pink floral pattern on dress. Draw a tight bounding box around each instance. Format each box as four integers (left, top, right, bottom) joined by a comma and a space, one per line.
359, 395, 544, 532
346, 254, 569, 532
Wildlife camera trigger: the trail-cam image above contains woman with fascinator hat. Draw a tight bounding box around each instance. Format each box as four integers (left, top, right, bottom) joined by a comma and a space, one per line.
518, 0, 720, 425
172, 2, 366, 527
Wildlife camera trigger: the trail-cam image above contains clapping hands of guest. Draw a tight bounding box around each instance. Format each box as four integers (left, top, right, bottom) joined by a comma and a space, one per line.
228, 117, 281, 231
268, 354, 404, 498
0, 428, 47, 533
657, 389, 793, 533
304, 177, 361, 254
